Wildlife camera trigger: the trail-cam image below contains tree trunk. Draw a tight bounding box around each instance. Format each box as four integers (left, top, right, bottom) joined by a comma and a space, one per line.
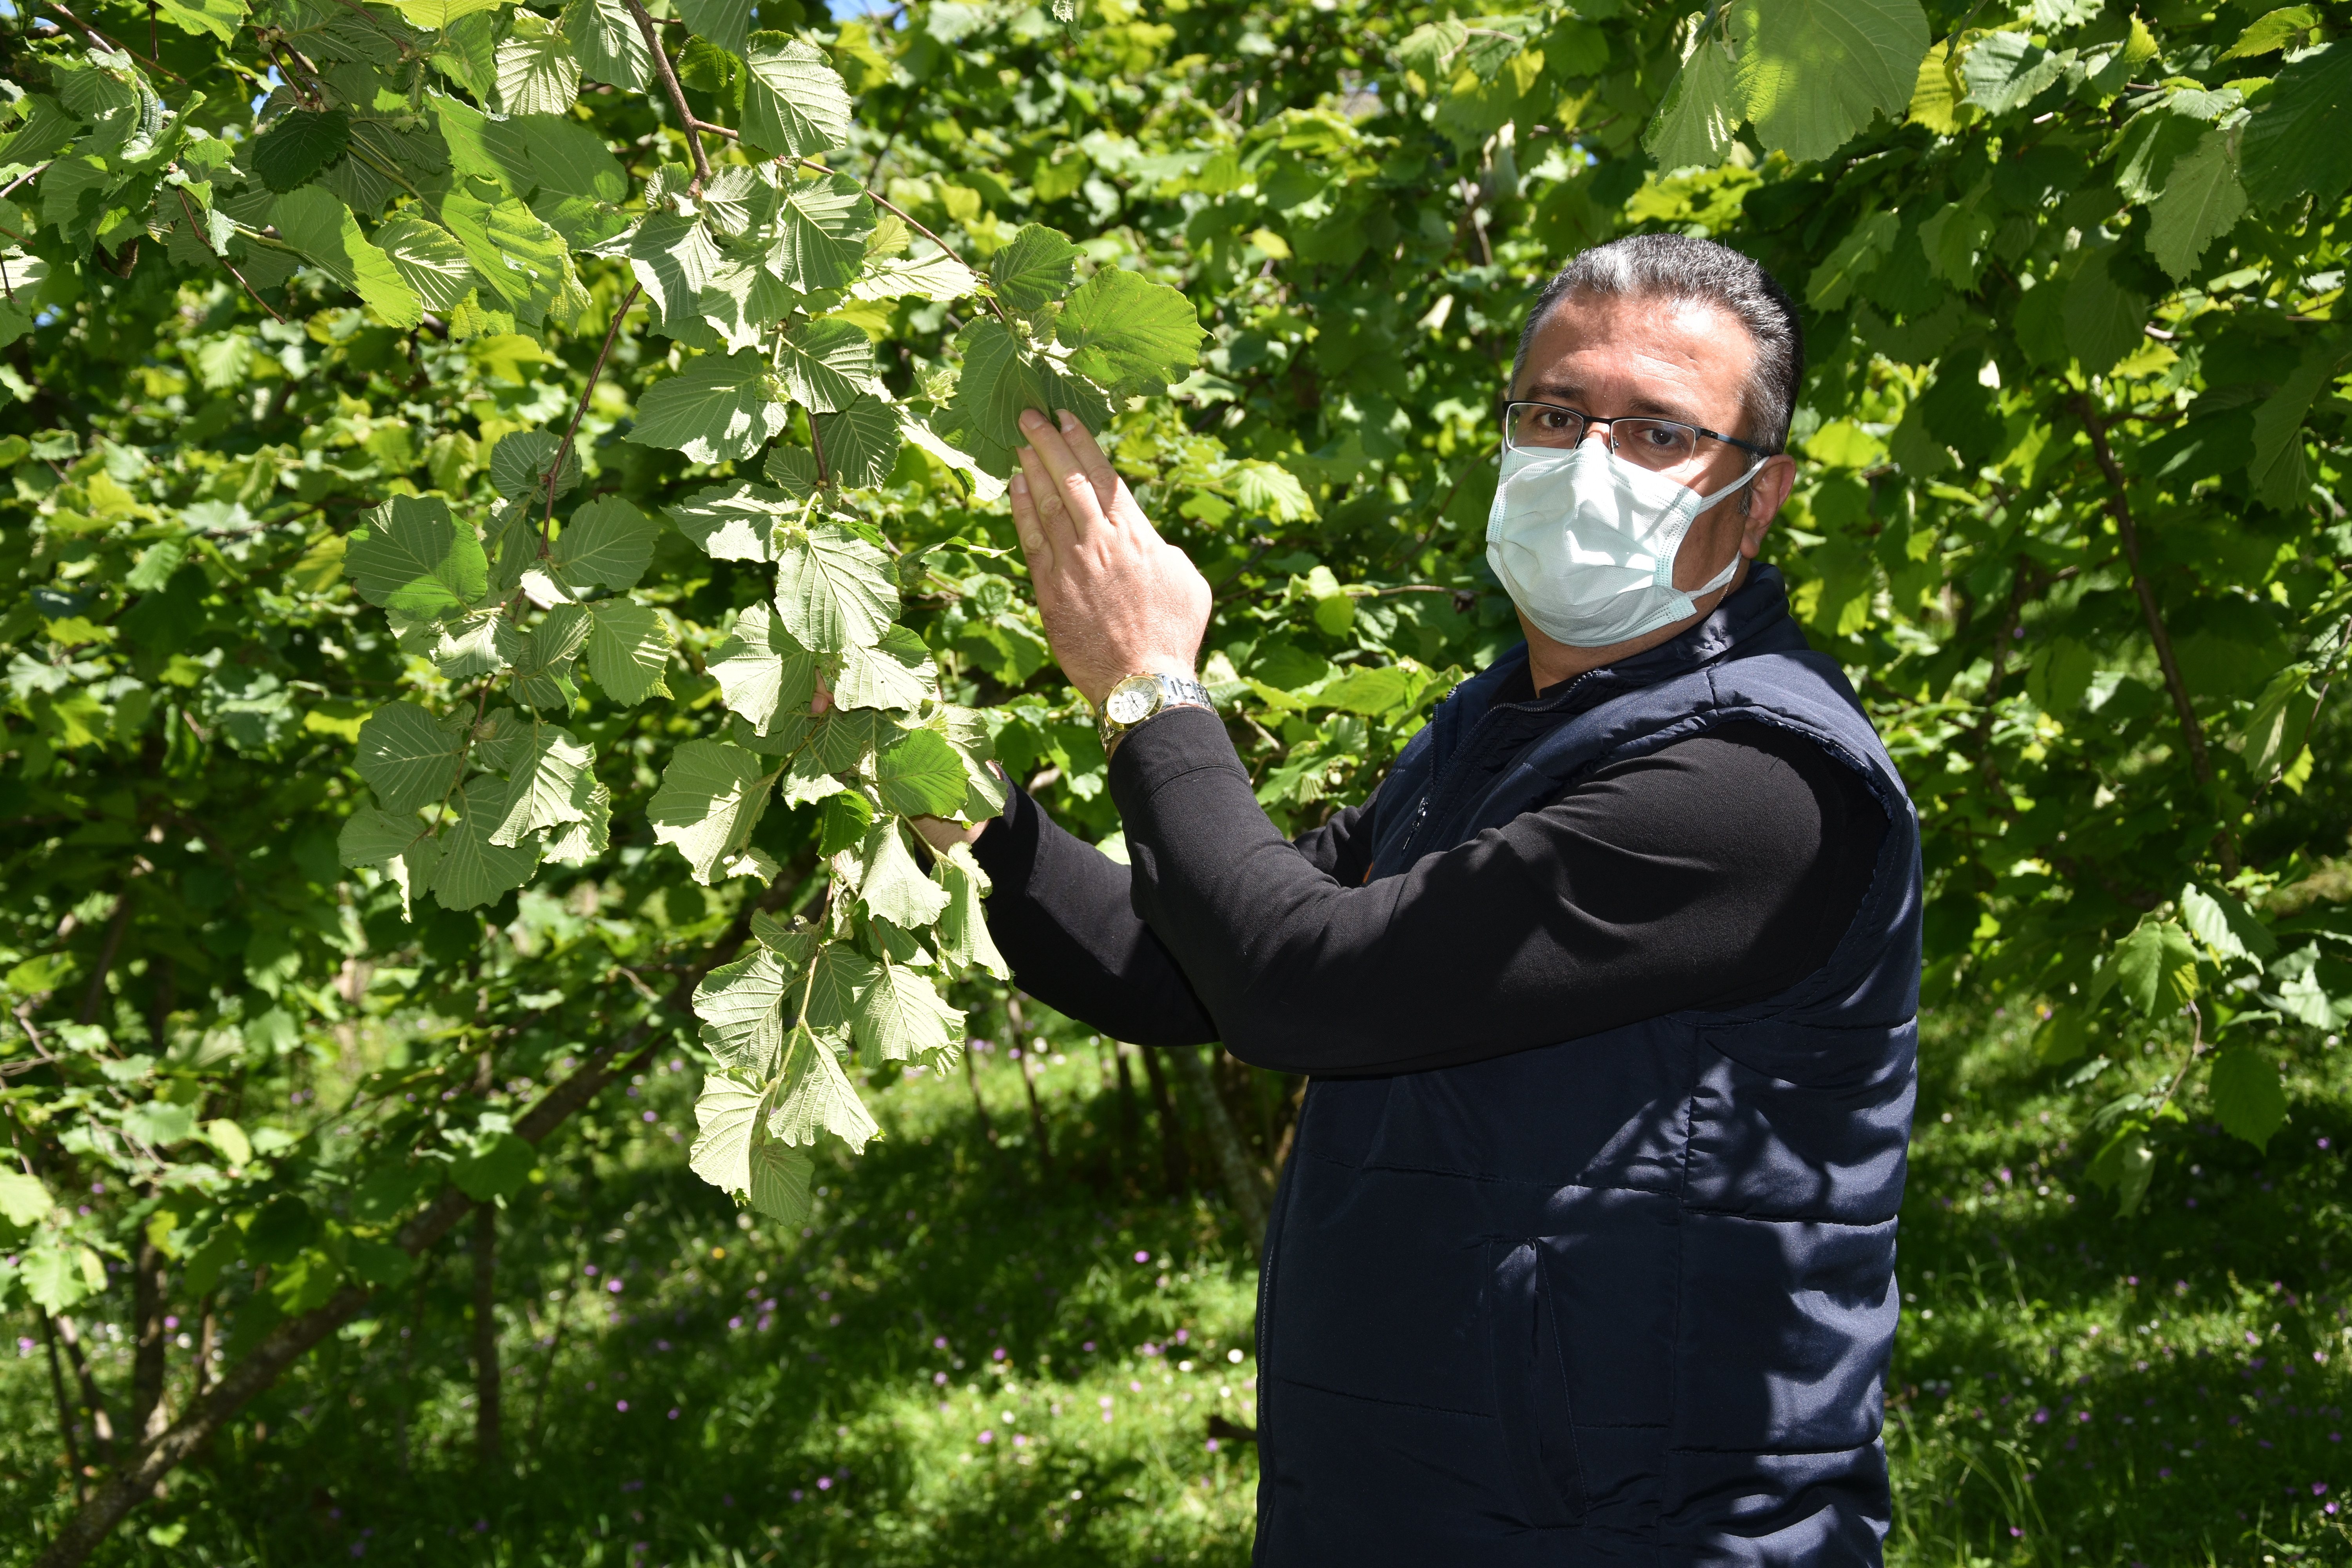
962, 1042, 998, 1147
1005, 998, 1053, 1180
1171, 1046, 1270, 1240
1114, 1041, 1140, 1144
191, 1295, 216, 1400
129, 1236, 170, 1445
54, 1318, 114, 1461
1138, 1047, 1189, 1196
39, 1310, 85, 1505
472, 1203, 501, 1466
30, 881, 789, 1568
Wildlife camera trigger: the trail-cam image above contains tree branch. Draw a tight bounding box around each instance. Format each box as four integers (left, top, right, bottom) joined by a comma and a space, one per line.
621, 0, 711, 192
2071, 394, 2236, 875
542, 281, 643, 545
30, 881, 794, 1568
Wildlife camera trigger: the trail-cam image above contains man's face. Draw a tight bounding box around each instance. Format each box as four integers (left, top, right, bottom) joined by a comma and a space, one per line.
1510, 292, 1796, 592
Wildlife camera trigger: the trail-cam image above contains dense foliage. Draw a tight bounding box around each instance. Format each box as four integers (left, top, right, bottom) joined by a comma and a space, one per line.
1, 0, 2347, 1555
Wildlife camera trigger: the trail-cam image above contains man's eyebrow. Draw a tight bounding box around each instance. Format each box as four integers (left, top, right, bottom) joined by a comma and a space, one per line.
1514, 379, 1707, 423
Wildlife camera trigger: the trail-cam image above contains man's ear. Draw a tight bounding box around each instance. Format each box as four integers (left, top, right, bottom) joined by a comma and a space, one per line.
1740, 454, 1798, 556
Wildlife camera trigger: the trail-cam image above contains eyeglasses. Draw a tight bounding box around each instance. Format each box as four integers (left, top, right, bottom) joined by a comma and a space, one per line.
1502, 401, 1774, 471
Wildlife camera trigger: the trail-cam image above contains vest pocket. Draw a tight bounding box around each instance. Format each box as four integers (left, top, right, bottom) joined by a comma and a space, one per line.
1487, 1240, 1586, 1528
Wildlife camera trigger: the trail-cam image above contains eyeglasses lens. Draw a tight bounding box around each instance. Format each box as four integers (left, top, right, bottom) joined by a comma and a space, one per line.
1506, 405, 1701, 470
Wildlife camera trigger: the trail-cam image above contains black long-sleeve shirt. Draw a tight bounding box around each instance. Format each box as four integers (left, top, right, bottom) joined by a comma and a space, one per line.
971, 695, 1885, 1078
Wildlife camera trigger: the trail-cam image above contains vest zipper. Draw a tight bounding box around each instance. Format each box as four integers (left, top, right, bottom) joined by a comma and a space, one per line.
1393, 666, 1609, 866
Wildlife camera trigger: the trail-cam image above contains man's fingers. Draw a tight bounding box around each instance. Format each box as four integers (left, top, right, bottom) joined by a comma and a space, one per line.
1008, 467, 1055, 583
1018, 408, 1109, 541
1056, 409, 1123, 510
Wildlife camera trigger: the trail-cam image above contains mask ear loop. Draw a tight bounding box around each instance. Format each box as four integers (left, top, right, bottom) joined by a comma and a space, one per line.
1652, 455, 1772, 593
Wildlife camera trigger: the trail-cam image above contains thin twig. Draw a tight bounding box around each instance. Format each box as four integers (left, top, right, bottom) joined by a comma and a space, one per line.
621, 0, 711, 192
541, 281, 643, 545
176, 188, 285, 324
2070, 393, 2234, 875
32, 0, 185, 79
797, 156, 1009, 324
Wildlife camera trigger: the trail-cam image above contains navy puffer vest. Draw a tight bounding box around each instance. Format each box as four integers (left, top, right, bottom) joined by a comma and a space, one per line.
1251, 568, 1922, 1566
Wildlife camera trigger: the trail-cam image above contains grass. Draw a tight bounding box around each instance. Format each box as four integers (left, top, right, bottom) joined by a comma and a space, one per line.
5, 1009, 2349, 1566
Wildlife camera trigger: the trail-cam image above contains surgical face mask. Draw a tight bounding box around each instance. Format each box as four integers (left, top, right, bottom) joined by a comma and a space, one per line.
1485, 440, 1764, 649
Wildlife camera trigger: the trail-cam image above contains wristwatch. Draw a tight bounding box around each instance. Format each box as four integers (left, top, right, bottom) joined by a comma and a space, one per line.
1097, 671, 1214, 755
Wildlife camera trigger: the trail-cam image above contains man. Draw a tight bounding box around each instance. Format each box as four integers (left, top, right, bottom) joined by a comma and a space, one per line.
922, 234, 1920, 1564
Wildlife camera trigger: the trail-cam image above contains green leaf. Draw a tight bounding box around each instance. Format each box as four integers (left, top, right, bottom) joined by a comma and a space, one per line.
2061, 249, 2148, 375
836, 623, 938, 712
441, 189, 586, 330
850, 246, 979, 304
544, 782, 610, 866
693, 947, 791, 1077
152, 0, 247, 42
270, 185, 422, 328
802, 941, 878, 1029
487, 723, 595, 847
936, 842, 1009, 978
2249, 337, 2341, 509
851, 961, 963, 1066
2178, 882, 2276, 964
774, 520, 897, 654
495, 12, 582, 116
688, 1074, 762, 1193
347, 495, 488, 617
766, 174, 874, 293
2147, 129, 2247, 281
488, 428, 581, 502
22, 1243, 103, 1312
1958, 31, 2068, 116
2236, 666, 2319, 779
1645, 34, 1742, 171
431, 774, 543, 909
563, 0, 651, 89
581, 597, 673, 701
384, 0, 503, 25
769, 1024, 879, 1147
356, 702, 466, 812
741, 34, 853, 159
375, 213, 480, 315
2025, 634, 2096, 713
1054, 267, 1207, 396
451, 1130, 535, 1200
517, 115, 628, 203
2238, 40, 2352, 212
2085, 1123, 2157, 1215
813, 395, 902, 487
857, 820, 949, 930
1234, 459, 1316, 523
774, 318, 877, 414
745, 1128, 815, 1221
626, 211, 725, 343
339, 799, 427, 867
874, 727, 967, 816
553, 496, 659, 590
710, 602, 818, 734
629, 351, 789, 463
1730, 0, 1929, 164
122, 1100, 196, 1145
648, 739, 774, 884
1805, 210, 1899, 310
2105, 918, 2201, 1015
2220, 5, 2315, 59
2208, 1049, 2288, 1150
946, 317, 1111, 477
666, 482, 792, 562
251, 111, 351, 193
428, 91, 533, 196
986, 223, 1080, 312
0, 1169, 54, 1225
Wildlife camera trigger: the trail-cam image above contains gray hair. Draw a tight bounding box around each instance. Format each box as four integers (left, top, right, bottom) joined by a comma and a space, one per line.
1510, 234, 1804, 456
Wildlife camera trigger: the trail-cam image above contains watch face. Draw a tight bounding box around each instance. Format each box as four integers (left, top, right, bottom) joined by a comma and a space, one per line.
1105, 681, 1157, 725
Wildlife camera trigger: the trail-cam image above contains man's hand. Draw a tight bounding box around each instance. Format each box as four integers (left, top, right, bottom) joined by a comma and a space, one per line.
1010, 407, 1211, 708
